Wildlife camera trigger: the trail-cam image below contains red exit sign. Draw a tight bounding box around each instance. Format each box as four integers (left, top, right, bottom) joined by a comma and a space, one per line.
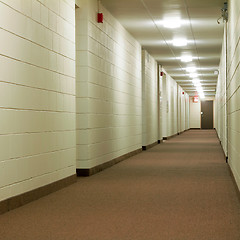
193, 96, 199, 103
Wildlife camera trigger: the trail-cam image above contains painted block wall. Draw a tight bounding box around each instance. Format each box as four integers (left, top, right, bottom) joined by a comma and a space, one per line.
162, 70, 187, 138
142, 50, 158, 147
185, 94, 190, 130
76, 0, 142, 169
215, 29, 227, 156
179, 86, 186, 132
158, 66, 163, 141
0, 0, 76, 201
189, 98, 201, 128
225, 0, 240, 189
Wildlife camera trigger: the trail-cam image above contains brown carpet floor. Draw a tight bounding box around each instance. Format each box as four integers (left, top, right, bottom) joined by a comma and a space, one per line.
0, 130, 240, 240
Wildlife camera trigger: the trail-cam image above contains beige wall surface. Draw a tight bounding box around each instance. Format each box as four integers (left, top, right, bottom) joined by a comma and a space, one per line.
142, 50, 158, 147
216, 0, 240, 190
162, 70, 189, 138
0, 0, 192, 203
0, 0, 76, 201
224, 0, 240, 189
215, 28, 227, 156
76, 0, 142, 169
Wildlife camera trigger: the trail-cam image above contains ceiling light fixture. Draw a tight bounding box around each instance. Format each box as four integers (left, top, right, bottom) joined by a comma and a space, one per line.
173, 38, 187, 47
189, 73, 198, 78
186, 67, 196, 73
181, 56, 193, 63
163, 18, 181, 28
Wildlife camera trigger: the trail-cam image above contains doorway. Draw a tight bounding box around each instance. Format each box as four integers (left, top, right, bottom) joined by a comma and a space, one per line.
201, 100, 213, 129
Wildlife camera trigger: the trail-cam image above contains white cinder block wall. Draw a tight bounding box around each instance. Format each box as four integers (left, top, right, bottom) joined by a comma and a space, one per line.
76, 0, 142, 169
185, 94, 190, 130
215, 28, 227, 155
189, 98, 201, 128
179, 86, 186, 132
142, 50, 158, 147
216, 0, 240, 189
162, 70, 188, 138
0, 0, 76, 202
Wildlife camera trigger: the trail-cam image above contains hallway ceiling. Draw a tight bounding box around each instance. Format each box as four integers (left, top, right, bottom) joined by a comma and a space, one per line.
101, 0, 226, 97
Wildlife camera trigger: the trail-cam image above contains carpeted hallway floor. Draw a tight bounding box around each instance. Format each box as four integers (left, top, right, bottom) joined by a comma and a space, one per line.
0, 130, 240, 240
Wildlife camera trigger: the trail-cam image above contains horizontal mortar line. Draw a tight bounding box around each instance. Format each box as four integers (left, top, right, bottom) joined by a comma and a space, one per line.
227, 70, 240, 90
92, 20, 140, 52
76, 55, 141, 78
0, 165, 75, 191
0, 80, 76, 97
0, 106, 75, 113
0, 53, 75, 79
226, 85, 240, 101
0, 1, 75, 42
228, 109, 240, 115
0, 129, 76, 136
227, 34, 240, 72
1, 147, 76, 163
0, 27, 75, 61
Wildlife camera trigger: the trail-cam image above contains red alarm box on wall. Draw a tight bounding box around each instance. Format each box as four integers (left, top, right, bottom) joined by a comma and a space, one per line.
98, 13, 103, 23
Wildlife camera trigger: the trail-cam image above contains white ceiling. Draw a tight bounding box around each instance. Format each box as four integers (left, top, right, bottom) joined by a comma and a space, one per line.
101, 0, 226, 97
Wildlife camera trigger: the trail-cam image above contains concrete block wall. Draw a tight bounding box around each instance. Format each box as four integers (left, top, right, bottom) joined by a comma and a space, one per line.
162, 70, 188, 138
76, 0, 142, 169
142, 50, 158, 147
0, 0, 76, 202
189, 98, 201, 128
225, 0, 240, 189
185, 94, 190, 130
215, 29, 227, 156
179, 86, 186, 133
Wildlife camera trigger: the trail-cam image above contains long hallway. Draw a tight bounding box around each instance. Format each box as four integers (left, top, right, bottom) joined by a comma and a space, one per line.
0, 130, 240, 240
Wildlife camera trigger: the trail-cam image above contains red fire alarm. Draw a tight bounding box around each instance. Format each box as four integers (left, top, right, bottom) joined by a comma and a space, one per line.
182, 91, 185, 95
98, 13, 103, 23
160, 71, 164, 76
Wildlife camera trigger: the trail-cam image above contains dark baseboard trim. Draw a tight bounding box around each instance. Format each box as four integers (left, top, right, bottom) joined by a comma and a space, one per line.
77, 148, 142, 177
227, 166, 240, 202
142, 141, 158, 151
163, 133, 178, 140
158, 140, 163, 144
0, 174, 77, 215
190, 128, 201, 130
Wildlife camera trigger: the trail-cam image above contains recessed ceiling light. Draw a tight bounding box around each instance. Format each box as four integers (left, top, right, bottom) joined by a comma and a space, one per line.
189, 73, 198, 78
173, 38, 187, 47
181, 56, 193, 62
186, 67, 196, 73
163, 18, 181, 28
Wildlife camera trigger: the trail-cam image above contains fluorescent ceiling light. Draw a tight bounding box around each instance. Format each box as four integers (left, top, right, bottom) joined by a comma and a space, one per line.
173, 38, 187, 47
189, 73, 198, 78
192, 79, 200, 85
181, 56, 192, 63
186, 67, 196, 73
163, 18, 181, 28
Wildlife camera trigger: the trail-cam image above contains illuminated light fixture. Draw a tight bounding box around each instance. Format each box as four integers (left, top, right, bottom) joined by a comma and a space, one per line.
192, 79, 200, 85
186, 67, 196, 73
189, 73, 198, 78
173, 38, 187, 47
192, 80, 201, 87
199, 93, 205, 99
163, 18, 181, 28
181, 56, 192, 63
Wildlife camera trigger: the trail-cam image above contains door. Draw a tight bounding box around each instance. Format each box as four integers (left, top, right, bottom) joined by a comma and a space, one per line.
201, 100, 213, 129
